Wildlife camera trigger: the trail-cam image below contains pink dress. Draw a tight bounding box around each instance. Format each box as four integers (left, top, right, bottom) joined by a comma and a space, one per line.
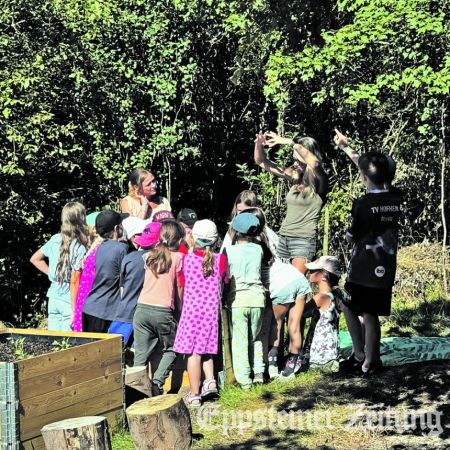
72, 244, 100, 332
174, 251, 228, 355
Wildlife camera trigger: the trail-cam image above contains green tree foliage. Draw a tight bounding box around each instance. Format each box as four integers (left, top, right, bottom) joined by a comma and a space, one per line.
0, 0, 448, 320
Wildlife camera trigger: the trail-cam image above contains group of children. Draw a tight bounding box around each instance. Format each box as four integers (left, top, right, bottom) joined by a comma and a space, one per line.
30, 140, 401, 405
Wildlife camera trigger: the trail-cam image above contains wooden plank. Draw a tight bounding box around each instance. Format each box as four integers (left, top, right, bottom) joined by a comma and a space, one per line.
17, 335, 121, 380
20, 388, 123, 441
22, 435, 46, 450
21, 371, 122, 419
18, 338, 122, 400
5, 327, 120, 341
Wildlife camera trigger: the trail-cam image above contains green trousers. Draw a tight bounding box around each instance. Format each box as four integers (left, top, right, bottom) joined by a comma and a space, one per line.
231, 307, 265, 387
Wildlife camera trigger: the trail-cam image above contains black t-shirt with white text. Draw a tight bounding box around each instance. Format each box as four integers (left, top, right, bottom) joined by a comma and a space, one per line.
347, 191, 401, 289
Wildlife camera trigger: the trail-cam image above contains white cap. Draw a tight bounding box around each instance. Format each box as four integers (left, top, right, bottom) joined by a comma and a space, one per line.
122, 217, 146, 240
305, 256, 342, 277
192, 219, 218, 245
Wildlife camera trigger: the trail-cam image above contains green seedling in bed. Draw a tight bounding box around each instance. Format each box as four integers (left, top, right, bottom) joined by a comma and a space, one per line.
52, 337, 72, 351
9, 337, 29, 361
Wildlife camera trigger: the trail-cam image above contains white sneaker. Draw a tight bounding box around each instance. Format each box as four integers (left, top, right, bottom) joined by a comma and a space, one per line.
268, 364, 279, 380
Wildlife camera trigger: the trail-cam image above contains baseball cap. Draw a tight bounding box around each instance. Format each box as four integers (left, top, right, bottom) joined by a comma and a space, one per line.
231, 212, 260, 235
192, 219, 218, 247
305, 256, 342, 278
95, 210, 125, 236
86, 211, 100, 227
122, 217, 146, 240
153, 210, 175, 223
134, 222, 162, 248
177, 208, 198, 228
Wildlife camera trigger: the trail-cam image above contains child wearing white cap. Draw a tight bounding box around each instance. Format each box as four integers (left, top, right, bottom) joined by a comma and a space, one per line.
304, 256, 344, 372
173, 219, 229, 406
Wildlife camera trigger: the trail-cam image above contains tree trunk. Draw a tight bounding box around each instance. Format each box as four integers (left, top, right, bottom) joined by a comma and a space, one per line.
126, 395, 192, 450
125, 365, 152, 397
41, 416, 111, 450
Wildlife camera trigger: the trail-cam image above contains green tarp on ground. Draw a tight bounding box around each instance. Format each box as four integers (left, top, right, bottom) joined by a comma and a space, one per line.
340, 331, 450, 366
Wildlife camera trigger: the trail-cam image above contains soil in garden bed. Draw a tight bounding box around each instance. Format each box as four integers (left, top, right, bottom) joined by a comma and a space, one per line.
0, 335, 83, 363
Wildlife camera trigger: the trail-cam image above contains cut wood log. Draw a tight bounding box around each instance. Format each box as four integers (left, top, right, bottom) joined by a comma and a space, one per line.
125, 365, 152, 398
41, 416, 112, 450
126, 395, 192, 450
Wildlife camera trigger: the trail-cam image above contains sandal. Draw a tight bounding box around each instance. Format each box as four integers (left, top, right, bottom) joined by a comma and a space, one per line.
186, 392, 202, 407
201, 378, 218, 399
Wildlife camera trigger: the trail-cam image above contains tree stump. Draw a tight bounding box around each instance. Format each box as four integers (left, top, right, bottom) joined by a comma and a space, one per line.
41, 416, 112, 450
125, 365, 152, 395
126, 395, 192, 450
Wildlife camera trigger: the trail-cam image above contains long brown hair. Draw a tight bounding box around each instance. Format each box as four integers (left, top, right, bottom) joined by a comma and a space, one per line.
56, 202, 90, 284
128, 168, 152, 198
227, 190, 258, 240
145, 220, 185, 277
291, 137, 322, 197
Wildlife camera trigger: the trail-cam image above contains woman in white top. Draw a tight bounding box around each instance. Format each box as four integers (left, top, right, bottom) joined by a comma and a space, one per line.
120, 168, 171, 220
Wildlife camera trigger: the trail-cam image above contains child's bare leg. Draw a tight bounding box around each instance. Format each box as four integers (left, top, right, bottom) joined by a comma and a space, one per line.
272, 304, 289, 347
202, 355, 214, 380
287, 295, 306, 354
187, 353, 202, 395
362, 313, 381, 368
342, 305, 365, 361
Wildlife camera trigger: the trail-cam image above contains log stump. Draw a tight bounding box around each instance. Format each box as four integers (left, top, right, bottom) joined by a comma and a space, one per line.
125, 365, 152, 406
126, 395, 191, 450
41, 416, 112, 450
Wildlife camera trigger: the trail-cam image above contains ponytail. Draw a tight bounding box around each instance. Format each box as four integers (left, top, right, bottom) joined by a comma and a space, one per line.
146, 243, 172, 277
202, 246, 215, 278
145, 220, 185, 277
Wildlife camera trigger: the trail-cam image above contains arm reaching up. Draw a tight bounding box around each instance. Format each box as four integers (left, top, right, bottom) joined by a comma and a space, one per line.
254, 131, 291, 180
334, 128, 360, 167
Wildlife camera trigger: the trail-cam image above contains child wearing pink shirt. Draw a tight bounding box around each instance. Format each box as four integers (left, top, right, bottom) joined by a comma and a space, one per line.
133, 220, 185, 396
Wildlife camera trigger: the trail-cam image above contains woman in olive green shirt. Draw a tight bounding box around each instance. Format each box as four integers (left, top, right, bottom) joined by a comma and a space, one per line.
254, 131, 328, 274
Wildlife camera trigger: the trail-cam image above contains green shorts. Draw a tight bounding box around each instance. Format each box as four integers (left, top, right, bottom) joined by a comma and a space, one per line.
271, 277, 311, 305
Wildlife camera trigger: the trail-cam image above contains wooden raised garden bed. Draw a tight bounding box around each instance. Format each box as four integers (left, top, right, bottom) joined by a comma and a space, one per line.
0, 328, 123, 450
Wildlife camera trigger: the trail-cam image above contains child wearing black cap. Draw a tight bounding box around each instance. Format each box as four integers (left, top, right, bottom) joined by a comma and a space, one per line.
226, 212, 266, 389
82, 211, 128, 332
177, 208, 198, 252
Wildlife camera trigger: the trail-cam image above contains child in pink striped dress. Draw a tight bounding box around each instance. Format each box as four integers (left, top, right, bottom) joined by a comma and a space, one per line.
174, 219, 228, 406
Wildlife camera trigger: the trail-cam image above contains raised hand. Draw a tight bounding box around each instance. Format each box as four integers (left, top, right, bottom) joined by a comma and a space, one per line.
254, 131, 266, 147
333, 128, 349, 149
265, 131, 293, 148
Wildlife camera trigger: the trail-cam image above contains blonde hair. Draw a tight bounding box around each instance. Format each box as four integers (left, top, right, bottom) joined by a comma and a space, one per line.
292, 137, 322, 198
145, 220, 185, 277
199, 245, 215, 278
128, 168, 152, 198
56, 202, 90, 284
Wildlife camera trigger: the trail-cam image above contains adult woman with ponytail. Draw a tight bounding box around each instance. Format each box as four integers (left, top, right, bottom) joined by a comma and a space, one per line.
133, 220, 185, 396
120, 168, 171, 220
254, 131, 328, 273
30, 202, 89, 331
173, 219, 229, 406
